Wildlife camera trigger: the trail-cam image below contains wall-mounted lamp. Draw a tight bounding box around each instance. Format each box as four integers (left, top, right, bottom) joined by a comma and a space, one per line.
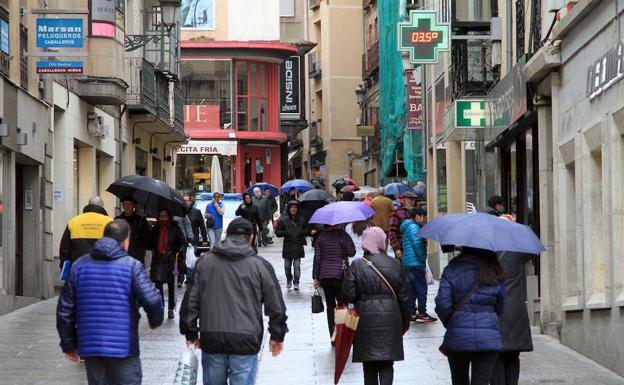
133, 138, 141, 145
150, 147, 158, 154
165, 155, 172, 162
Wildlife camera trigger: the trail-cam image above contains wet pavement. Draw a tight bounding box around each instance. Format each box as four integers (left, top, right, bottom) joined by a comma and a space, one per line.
0, 239, 623, 384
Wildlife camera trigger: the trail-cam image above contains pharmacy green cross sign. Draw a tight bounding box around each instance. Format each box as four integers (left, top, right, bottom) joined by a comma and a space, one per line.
398, 10, 451, 64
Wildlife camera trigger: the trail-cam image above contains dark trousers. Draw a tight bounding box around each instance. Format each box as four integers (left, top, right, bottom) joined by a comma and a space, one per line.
363, 361, 394, 385
320, 278, 344, 337
447, 351, 499, 385
155, 279, 175, 311
85, 356, 142, 385
490, 351, 520, 385
284, 258, 301, 285
405, 266, 428, 314
259, 220, 270, 245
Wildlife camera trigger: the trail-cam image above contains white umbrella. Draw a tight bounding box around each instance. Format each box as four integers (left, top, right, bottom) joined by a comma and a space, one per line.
353, 186, 378, 200
210, 155, 224, 193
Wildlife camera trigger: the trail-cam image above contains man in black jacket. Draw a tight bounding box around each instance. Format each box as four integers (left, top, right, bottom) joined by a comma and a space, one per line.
115, 196, 150, 265
183, 194, 208, 248
180, 218, 288, 385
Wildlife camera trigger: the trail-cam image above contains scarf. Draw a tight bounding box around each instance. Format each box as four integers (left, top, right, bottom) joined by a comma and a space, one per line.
157, 220, 170, 255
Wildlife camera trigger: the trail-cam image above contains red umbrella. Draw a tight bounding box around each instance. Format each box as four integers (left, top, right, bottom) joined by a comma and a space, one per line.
333, 307, 360, 385
340, 184, 359, 192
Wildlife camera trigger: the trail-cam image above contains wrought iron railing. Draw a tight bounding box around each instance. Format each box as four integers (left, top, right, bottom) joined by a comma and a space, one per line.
126, 57, 157, 113
173, 82, 184, 133
144, 7, 180, 78
529, 0, 542, 54
155, 73, 170, 123
449, 39, 499, 99
516, 0, 525, 60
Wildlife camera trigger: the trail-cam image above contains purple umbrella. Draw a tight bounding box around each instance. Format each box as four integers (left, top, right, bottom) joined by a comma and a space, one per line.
416, 213, 544, 254
309, 201, 375, 226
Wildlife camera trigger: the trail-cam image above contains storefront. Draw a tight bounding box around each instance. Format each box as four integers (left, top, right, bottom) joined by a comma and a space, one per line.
176, 140, 237, 193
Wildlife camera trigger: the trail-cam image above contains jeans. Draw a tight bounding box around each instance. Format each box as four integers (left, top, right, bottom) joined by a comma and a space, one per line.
363, 361, 394, 385
208, 228, 223, 250
320, 278, 344, 337
447, 351, 499, 385
202, 353, 258, 385
284, 258, 301, 285
155, 279, 175, 311
405, 266, 428, 315
85, 356, 142, 385
490, 351, 520, 385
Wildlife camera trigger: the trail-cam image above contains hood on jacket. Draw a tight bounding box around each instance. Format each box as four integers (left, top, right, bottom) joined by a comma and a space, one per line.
212, 235, 256, 261
90, 237, 128, 261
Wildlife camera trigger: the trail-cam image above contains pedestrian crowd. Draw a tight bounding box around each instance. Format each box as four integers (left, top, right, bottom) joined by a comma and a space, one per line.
55, 181, 537, 385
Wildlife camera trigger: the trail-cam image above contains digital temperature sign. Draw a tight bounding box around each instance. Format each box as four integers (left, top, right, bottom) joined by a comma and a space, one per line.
398, 10, 450, 64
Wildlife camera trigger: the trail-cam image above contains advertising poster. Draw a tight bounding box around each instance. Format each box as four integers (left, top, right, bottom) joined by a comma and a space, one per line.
181, 0, 215, 29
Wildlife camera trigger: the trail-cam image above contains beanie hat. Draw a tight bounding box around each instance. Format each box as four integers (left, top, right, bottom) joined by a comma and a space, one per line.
226, 217, 253, 236
361, 226, 387, 255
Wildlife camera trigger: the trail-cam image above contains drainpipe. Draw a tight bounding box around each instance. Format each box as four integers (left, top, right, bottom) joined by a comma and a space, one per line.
506, 0, 513, 73
118, 105, 127, 180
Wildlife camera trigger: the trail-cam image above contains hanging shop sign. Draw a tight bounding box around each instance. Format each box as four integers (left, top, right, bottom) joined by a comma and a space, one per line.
177, 140, 237, 156
280, 56, 301, 119
586, 42, 624, 101
405, 69, 423, 130
397, 10, 450, 64
37, 61, 84, 74
36, 18, 84, 48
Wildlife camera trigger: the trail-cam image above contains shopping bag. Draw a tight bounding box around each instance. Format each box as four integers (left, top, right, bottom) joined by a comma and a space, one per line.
173, 347, 199, 385
312, 288, 325, 314
426, 260, 434, 285
185, 244, 198, 270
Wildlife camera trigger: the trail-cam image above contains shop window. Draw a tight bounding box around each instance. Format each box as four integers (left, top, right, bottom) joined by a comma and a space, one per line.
176, 154, 233, 194
181, 59, 232, 132
236, 61, 274, 132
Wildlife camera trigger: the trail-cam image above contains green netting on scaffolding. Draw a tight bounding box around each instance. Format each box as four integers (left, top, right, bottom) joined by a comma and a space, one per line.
378, 0, 425, 183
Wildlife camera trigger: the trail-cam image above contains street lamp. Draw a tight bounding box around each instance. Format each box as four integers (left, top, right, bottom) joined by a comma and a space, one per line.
125, 0, 181, 52
355, 84, 366, 108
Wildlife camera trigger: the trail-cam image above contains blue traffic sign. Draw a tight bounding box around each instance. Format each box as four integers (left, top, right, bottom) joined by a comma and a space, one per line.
36, 19, 84, 48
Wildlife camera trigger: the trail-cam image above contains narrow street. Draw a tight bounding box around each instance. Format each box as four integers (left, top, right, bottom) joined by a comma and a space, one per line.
0, 239, 623, 385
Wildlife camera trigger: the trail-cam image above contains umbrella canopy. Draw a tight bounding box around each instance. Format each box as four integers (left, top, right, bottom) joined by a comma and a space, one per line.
282, 179, 314, 193
310, 178, 324, 189
246, 183, 279, 197
333, 307, 360, 385
298, 189, 336, 203
384, 182, 413, 197
299, 200, 330, 223
340, 184, 359, 193
211, 155, 224, 194
107, 175, 188, 217
417, 213, 545, 254
309, 201, 375, 225
332, 177, 358, 194
413, 181, 426, 199
353, 186, 377, 200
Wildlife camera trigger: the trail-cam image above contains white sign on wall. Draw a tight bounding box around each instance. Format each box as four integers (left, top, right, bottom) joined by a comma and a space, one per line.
177, 140, 237, 156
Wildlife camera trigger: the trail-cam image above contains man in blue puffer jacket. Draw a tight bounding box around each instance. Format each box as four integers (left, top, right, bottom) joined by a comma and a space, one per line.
57, 220, 163, 385
400, 208, 437, 323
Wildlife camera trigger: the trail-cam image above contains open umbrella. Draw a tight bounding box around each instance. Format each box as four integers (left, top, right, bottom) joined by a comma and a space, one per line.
246, 183, 279, 197
298, 189, 336, 203
333, 306, 360, 385
107, 175, 188, 217
413, 181, 426, 199
332, 177, 358, 194
353, 186, 378, 200
417, 212, 545, 254
384, 182, 412, 197
282, 179, 314, 193
309, 201, 375, 225
211, 155, 224, 194
340, 185, 359, 193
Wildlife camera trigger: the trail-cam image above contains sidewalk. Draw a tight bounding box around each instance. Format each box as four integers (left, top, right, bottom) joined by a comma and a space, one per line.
0, 240, 623, 384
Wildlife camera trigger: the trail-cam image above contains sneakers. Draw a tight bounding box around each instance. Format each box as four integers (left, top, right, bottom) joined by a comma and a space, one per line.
293, 283, 300, 291
168, 310, 175, 319
415, 313, 438, 323
286, 280, 293, 290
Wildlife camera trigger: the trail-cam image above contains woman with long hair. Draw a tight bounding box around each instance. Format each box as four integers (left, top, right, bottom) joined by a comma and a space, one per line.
345, 220, 371, 260
340, 227, 411, 385
435, 247, 506, 385
149, 208, 186, 319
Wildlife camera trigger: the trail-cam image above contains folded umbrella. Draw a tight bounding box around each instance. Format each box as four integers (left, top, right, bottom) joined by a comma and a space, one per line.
333, 306, 360, 385
107, 175, 188, 217
309, 201, 375, 226
384, 182, 413, 197
417, 212, 545, 254
298, 189, 336, 203
282, 179, 315, 193
246, 183, 279, 197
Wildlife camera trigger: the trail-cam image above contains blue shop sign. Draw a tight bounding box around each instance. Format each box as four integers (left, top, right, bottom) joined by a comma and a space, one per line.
36, 19, 84, 48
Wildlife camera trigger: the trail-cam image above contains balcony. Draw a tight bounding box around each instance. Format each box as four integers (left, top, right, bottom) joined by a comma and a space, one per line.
173, 82, 184, 132
362, 40, 379, 80
155, 73, 170, 123
449, 39, 499, 99
144, 7, 180, 78
126, 58, 157, 114
309, 121, 323, 148
308, 52, 322, 78
309, 0, 320, 10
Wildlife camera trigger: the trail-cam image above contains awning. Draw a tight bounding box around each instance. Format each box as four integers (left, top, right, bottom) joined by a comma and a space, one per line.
288, 148, 302, 162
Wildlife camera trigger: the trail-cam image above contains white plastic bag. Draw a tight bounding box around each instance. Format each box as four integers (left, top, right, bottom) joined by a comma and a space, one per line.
426, 261, 434, 285
173, 347, 199, 385
185, 244, 197, 270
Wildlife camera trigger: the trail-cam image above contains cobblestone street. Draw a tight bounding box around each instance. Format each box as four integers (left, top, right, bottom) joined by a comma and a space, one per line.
0, 240, 623, 385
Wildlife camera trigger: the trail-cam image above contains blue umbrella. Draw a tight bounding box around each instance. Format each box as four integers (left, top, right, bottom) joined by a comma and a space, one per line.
417, 213, 545, 254
246, 183, 279, 197
282, 179, 314, 193
384, 182, 412, 197
309, 201, 375, 225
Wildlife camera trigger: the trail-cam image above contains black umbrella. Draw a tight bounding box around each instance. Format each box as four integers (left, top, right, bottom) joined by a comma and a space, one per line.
298, 189, 336, 203
299, 200, 330, 223
332, 178, 357, 195
106, 175, 188, 217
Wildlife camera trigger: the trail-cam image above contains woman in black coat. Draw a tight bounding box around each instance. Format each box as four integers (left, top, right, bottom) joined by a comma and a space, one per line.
274, 200, 307, 290
235, 192, 262, 247
340, 226, 411, 385
149, 208, 186, 319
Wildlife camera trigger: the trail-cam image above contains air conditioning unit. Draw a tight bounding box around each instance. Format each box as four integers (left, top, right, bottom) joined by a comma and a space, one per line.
87, 112, 107, 138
